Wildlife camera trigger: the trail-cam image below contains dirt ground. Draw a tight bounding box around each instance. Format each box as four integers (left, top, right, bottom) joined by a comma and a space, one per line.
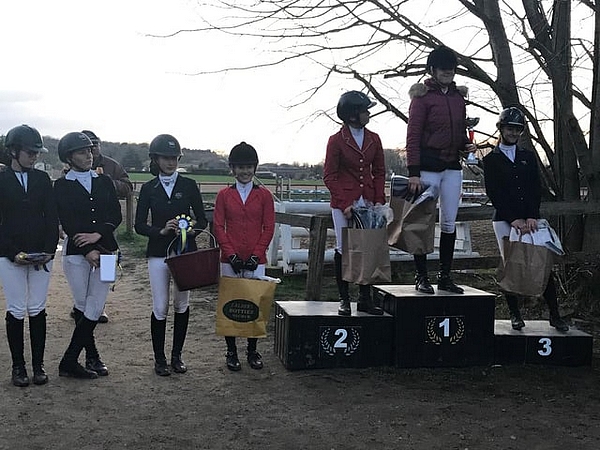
1, 231, 600, 450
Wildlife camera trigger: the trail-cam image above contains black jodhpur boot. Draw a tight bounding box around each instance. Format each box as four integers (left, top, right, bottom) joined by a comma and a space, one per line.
246, 338, 263, 370
225, 336, 241, 371
414, 254, 434, 294
6, 312, 29, 387
151, 313, 171, 376
171, 307, 190, 373
334, 251, 351, 316
437, 231, 464, 294
29, 310, 49, 385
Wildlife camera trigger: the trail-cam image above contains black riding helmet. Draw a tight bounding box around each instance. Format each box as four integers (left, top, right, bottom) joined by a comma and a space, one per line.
5, 124, 48, 154
497, 107, 526, 130
427, 46, 458, 71
149, 134, 182, 157
81, 130, 101, 145
58, 132, 93, 163
336, 91, 376, 124
228, 142, 259, 166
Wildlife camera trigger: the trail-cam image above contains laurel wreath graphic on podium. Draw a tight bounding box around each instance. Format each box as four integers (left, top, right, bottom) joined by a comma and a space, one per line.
426, 320, 443, 345
450, 319, 465, 344
320, 328, 360, 356
426, 317, 465, 345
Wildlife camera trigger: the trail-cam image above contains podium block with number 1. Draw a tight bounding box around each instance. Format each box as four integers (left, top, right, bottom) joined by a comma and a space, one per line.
373, 285, 496, 368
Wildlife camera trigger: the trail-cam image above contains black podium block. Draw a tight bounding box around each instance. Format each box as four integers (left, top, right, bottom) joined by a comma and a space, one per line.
274, 301, 394, 370
373, 285, 496, 368
494, 320, 593, 366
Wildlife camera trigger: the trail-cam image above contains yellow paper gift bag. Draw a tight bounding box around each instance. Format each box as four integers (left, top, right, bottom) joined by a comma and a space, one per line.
215, 276, 278, 338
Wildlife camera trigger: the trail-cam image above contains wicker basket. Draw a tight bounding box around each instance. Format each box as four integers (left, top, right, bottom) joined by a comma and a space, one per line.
165, 230, 220, 291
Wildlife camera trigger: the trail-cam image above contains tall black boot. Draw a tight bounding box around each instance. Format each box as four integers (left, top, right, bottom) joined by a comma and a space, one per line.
544, 276, 569, 332
505, 293, 525, 330
59, 316, 99, 379
414, 254, 434, 294
72, 309, 108, 377
29, 310, 48, 385
6, 312, 29, 387
151, 313, 170, 376
334, 251, 351, 316
357, 285, 383, 315
437, 231, 464, 294
171, 307, 189, 373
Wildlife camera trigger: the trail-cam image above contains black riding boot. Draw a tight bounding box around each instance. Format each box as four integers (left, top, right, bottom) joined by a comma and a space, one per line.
59, 316, 99, 379
29, 310, 48, 385
544, 276, 569, 332
505, 293, 525, 330
414, 254, 434, 294
171, 307, 189, 373
151, 313, 170, 376
72, 308, 108, 376
6, 312, 29, 387
357, 285, 383, 315
334, 251, 351, 316
437, 231, 464, 294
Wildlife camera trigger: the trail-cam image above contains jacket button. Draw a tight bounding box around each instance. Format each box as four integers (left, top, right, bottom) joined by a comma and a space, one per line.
359, 167, 363, 171
92, 220, 97, 224
359, 176, 363, 180
359, 159, 363, 163
360, 184, 364, 188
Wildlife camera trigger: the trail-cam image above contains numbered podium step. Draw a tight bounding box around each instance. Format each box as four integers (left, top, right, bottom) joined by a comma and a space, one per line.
494, 320, 593, 366
373, 285, 496, 368
274, 301, 394, 370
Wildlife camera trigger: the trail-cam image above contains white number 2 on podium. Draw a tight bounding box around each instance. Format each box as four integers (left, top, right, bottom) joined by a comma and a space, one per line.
334, 329, 348, 349
538, 337, 553, 356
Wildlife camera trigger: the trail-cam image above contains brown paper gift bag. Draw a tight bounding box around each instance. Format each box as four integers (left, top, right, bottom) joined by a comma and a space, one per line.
497, 236, 555, 297
387, 196, 436, 255
342, 227, 392, 284
215, 276, 277, 338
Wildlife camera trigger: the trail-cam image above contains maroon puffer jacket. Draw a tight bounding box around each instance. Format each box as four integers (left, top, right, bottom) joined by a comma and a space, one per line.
406, 78, 469, 177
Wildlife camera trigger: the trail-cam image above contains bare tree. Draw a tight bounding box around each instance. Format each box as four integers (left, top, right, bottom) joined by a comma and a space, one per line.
169, 0, 599, 250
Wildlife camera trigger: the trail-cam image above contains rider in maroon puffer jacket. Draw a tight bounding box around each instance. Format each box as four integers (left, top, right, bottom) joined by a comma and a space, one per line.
406, 78, 469, 177
405, 46, 475, 296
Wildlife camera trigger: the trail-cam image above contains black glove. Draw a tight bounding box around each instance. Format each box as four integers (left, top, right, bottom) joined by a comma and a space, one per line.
228, 254, 244, 274
244, 255, 260, 271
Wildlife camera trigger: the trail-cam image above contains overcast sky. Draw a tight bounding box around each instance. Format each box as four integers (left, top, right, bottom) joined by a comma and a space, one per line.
1, 0, 420, 165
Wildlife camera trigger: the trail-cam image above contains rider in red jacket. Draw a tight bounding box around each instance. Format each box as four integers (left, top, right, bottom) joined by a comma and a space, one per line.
324, 91, 386, 316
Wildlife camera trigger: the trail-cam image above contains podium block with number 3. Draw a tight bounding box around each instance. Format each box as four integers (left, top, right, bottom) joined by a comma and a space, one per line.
494, 320, 592, 366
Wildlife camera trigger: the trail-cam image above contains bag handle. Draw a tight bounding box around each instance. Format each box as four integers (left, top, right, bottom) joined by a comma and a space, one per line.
166, 229, 218, 257
350, 211, 366, 229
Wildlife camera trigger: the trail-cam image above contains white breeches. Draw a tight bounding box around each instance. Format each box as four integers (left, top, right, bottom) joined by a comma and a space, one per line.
148, 257, 189, 320
0, 258, 53, 319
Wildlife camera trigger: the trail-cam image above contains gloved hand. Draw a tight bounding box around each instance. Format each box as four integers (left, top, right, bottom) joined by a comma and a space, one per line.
228, 254, 244, 274
244, 255, 260, 271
